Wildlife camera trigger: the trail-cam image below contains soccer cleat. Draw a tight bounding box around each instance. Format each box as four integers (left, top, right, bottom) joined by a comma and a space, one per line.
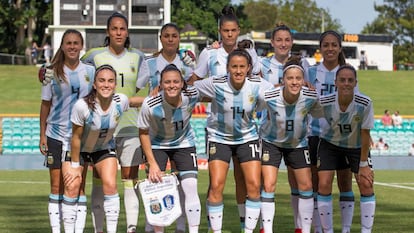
295, 229, 302, 233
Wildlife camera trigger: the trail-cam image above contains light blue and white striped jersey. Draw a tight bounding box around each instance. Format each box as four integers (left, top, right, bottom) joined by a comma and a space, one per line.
137, 86, 200, 149
260, 86, 322, 148
194, 46, 261, 79
136, 53, 193, 93
319, 92, 374, 148
41, 63, 95, 150
194, 75, 273, 145
260, 55, 284, 85
71, 93, 129, 153
81, 47, 145, 137
306, 64, 338, 136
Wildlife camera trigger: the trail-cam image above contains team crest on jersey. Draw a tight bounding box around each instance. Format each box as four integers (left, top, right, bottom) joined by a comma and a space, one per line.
209, 143, 216, 155
262, 150, 270, 162
84, 74, 90, 82
130, 62, 136, 73
150, 198, 162, 214
354, 115, 361, 122
181, 68, 186, 77
248, 94, 254, 104
163, 194, 175, 210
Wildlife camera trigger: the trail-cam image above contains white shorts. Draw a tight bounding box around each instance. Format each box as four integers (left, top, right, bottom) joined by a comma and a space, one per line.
116, 136, 143, 167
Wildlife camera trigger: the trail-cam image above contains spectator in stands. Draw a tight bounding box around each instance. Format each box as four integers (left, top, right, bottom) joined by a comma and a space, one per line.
317, 65, 376, 233
359, 50, 368, 70
375, 138, 388, 151
61, 64, 142, 233
39, 29, 95, 233
392, 110, 403, 127
138, 64, 202, 233
31, 41, 40, 65
43, 41, 52, 64
408, 143, 414, 156
381, 109, 393, 126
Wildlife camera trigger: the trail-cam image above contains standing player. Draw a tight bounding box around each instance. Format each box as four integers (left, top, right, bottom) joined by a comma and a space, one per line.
259, 57, 322, 233
39, 29, 95, 233
81, 12, 145, 233
317, 65, 375, 233
194, 49, 272, 233
305, 30, 355, 233
138, 64, 201, 233
136, 22, 195, 233
189, 6, 261, 232
61, 65, 142, 233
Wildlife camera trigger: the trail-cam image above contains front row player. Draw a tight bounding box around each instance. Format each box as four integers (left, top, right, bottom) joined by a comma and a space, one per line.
317, 65, 376, 233
138, 64, 201, 233
61, 65, 143, 233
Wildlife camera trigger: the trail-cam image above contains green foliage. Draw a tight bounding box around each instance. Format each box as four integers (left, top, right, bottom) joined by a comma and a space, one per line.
0, 169, 413, 232
362, 0, 414, 64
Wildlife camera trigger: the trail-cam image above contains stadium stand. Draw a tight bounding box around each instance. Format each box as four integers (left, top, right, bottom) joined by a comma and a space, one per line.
1, 116, 414, 157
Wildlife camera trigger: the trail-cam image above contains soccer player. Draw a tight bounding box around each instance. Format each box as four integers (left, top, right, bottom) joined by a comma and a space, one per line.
317, 65, 375, 233
138, 64, 201, 233
305, 30, 353, 233
136, 22, 196, 233
258, 23, 309, 233
39, 29, 95, 233
61, 64, 142, 233
188, 6, 261, 232
80, 12, 145, 233
194, 49, 273, 233
259, 57, 322, 233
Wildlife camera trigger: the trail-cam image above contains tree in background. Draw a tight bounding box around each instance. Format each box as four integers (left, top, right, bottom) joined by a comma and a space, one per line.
362, 0, 414, 65
0, 0, 52, 55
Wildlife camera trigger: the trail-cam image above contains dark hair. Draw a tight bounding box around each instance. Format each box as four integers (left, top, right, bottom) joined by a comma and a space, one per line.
319, 30, 346, 65
219, 6, 239, 28
271, 22, 292, 39
153, 23, 181, 57
336, 64, 357, 80
227, 49, 252, 69
50, 29, 84, 83
104, 12, 130, 48
160, 64, 187, 90
84, 64, 117, 110
283, 55, 304, 76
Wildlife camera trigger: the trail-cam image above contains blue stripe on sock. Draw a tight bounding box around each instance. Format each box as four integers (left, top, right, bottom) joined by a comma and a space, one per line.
49, 194, 61, 201
104, 193, 119, 200
299, 190, 313, 198
63, 195, 78, 203
340, 191, 354, 197
78, 195, 87, 202
246, 199, 261, 209
291, 188, 299, 195
207, 203, 223, 213
360, 194, 376, 202
317, 194, 332, 202
261, 191, 274, 198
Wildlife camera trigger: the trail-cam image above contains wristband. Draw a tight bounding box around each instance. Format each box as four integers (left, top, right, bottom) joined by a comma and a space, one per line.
359, 160, 369, 167
71, 162, 80, 168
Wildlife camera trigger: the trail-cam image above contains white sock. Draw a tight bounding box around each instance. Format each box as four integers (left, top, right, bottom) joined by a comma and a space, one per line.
339, 191, 354, 233
176, 184, 187, 232
261, 191, 275, 233
360, 194, 376, 233
312, 192, 322, 233
48, 194, 62, 233
290, 188, 301, 230
123, 179, 139, 233
104, 193, 120, 233
298, 191, 314, 233
180, 174, 201, 233
62, 195, 77, 233
207, 201, 223, 232
317, 194, 333, 233
75, 195, 87, 233
91, 177, 104, 233
244, 198, 261, 233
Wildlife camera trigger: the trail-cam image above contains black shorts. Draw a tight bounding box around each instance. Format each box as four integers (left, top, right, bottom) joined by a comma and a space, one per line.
80, 149, 117, 165
153, 147, 198, 172
308, 136, 320, 166
207, 140, 261, 163
262, 141, 311, 169
317, 139, 373, 173
44, 137, 64, 169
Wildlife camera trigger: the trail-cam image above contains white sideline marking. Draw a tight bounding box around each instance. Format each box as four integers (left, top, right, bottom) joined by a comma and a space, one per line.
375, 181, 414, 190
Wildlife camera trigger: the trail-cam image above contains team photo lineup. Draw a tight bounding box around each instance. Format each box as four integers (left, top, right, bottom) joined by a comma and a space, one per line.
38, 5, 376, 233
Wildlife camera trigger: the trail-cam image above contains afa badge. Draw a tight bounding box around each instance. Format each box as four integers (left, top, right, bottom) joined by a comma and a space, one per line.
209, 143, 216, 156
262, 150, 270, 162
248, 94, 254, 104
85, 74, 90, 82
150, 198, 162, 215
354, 115, 361, 122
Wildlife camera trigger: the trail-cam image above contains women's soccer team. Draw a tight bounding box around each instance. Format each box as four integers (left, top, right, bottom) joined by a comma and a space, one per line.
39, 5, 375, 233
